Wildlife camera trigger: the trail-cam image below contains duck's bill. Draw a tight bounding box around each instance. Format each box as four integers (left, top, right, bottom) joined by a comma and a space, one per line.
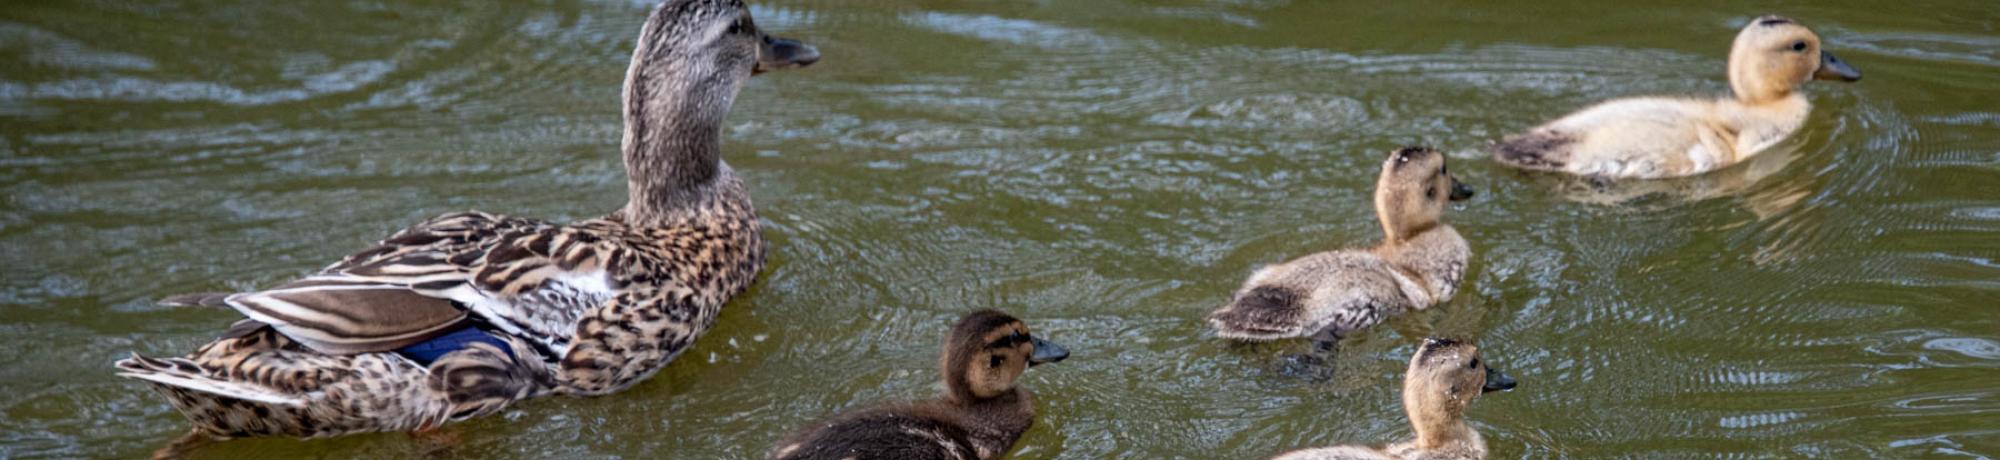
1814, 50, 1861, 82
754, 37, 819, 74
1483, 366, 1517, 393
1449, 178, 1475, 201
1029, 337, 1070, 366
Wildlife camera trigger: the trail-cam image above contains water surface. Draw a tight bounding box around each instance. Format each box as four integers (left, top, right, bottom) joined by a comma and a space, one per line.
3, 0, 1998, 458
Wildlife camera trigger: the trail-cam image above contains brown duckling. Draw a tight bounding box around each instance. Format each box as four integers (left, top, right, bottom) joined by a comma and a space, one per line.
1272, 338, 1517, 460
770, 310, 1070, 460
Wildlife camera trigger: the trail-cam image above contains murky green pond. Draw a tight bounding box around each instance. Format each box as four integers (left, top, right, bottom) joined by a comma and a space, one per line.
5, 0, 1998, 458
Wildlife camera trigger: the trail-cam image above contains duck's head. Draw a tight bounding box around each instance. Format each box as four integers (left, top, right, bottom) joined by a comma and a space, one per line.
1728, 15, 1860, 104
1404, 338, 1515, 432
618, 0, 819, 216
632, 0, 818, 77
1375, 146, 1473, 243
623, 0, 818, 122
940, 310, 1069, 403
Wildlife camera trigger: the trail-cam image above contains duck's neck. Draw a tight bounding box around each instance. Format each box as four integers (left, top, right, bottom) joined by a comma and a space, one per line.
1727, 58, 1803, 106
942, 389, 1037, 458
618, 42, 740, 224
1408, 406, 1475, 451
1373, 222, 1467, 305
1379, 216, 1437, 247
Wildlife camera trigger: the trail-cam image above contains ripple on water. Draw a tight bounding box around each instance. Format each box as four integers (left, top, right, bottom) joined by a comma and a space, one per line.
1922, 337, 2000, 361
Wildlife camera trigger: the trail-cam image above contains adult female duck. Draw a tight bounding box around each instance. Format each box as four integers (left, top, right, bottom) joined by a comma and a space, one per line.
1490, 15, 1860, 179
114, 0, 817, 455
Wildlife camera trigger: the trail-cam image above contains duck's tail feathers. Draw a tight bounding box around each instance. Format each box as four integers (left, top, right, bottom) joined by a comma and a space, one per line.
1208, 286, 1311, 341
1489, 131, 1576, 172
115, 353, 306, 407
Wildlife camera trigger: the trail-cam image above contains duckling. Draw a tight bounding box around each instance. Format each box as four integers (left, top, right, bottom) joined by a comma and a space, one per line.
770, 310, 1070, 460
1271, 338, 1517, 460
113, 0, 818, 456
1490, 15, 1861, 179
1209, 147, 1472, 348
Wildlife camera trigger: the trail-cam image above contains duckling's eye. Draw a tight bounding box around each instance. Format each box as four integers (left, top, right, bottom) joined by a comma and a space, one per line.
1790, 41, 1807, 52
1467, 358, 1481, 369
989, 355, 1005, 368
726, 18, 746, 35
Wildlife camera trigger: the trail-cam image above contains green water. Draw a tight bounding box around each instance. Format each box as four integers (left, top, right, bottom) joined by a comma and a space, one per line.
4, 0, 1998, 458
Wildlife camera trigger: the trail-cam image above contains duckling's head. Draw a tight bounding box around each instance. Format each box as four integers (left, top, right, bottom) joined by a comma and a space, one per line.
1404, 338, 1515, 434
1728, 15, 1861, 104
941, 310, 1069, 404
1375, 146, 1473, 243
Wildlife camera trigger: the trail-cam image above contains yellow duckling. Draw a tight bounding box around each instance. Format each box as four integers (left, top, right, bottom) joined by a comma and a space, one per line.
1491, 15, 1861, 179
1271, 338, 1517, 460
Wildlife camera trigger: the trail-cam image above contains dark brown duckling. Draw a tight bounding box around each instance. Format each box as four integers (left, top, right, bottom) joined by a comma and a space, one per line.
770, 310, 1070, 460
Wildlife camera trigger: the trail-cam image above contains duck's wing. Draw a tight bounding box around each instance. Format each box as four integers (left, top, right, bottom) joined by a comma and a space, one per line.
220, 211, 612, 356
1209, 252, 1422, 342
1494, 97, 1721, 177
1489, 128, 1578, 172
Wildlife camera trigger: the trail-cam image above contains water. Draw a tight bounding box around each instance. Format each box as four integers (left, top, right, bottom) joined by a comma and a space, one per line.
4, 0, 1997, 458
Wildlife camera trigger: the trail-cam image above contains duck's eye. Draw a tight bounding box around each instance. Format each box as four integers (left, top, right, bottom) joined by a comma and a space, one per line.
989, 355, 1005, 368
1468, 358, 1481, 369
1790, 41, 1807, 52
726, 18, 746, 35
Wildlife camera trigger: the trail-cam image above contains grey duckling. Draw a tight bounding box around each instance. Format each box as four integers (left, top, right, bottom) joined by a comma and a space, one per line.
1209, 147, 1473, 348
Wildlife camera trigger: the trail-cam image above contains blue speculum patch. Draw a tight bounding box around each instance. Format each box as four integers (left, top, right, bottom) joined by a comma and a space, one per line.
396, 327, 516, 365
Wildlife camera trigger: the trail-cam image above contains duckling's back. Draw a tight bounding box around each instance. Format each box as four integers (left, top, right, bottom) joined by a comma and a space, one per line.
1272, 446, 1397, 460
770, 410, 982, 460
1492, 97, 1722, 178
1210, 249, 1427, 341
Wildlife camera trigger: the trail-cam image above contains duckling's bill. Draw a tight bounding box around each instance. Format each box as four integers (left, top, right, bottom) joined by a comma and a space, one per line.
1483, 365, 1517, 393
1814, 50, 1860, 82
1029, 337, 1069, 365
1449, 177, 1474, 201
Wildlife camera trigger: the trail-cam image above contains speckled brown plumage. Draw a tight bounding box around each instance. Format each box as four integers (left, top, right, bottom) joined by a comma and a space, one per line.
114, 0, 817, 456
